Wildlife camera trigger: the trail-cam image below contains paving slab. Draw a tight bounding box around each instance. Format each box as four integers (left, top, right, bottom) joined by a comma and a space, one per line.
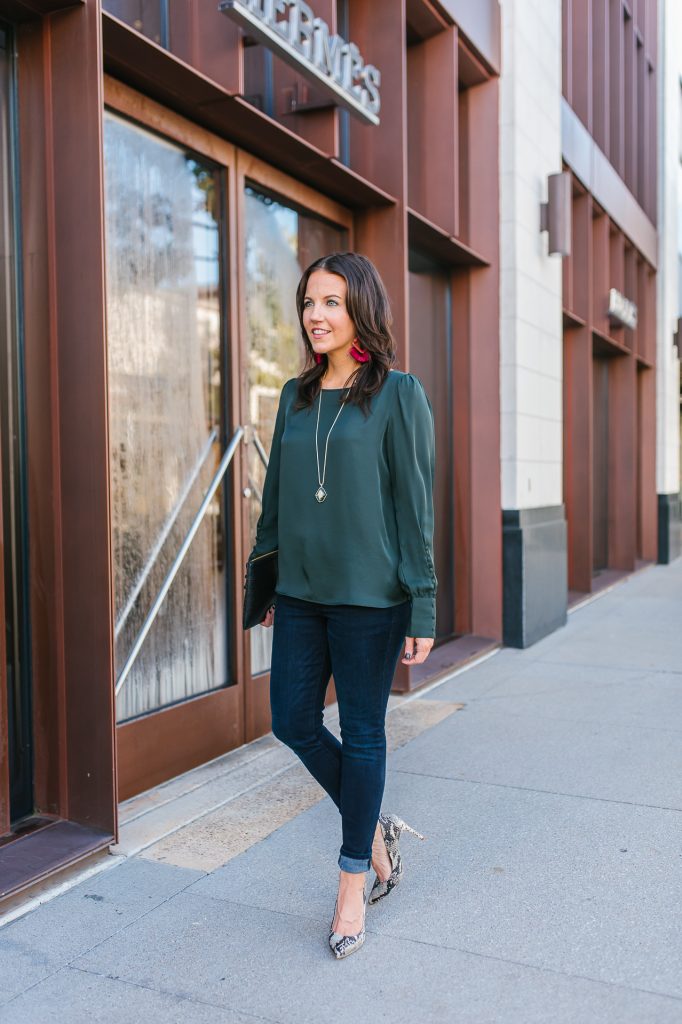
519, 577, 682, 675
1, 559, 680, 1022
425, 650, 528, 702
187, 766, 682, 999
442, 662, 682, 733
70, 890, 682, 1024
0, 965, 263, 1024
0, 859, 203, 1005
388, 699, 682, 810
374, 771, 682, 999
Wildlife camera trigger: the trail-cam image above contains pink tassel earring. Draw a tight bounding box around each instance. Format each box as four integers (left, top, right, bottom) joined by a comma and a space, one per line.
349, 338, 370, 363
314, 353, 323, 364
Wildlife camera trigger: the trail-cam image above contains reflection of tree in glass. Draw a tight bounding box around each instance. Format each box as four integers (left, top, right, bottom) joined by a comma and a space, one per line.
245, 189, 300, 397
190, 161, 217, 220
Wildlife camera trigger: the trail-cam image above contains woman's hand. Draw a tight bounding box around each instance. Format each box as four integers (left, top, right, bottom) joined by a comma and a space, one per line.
401, 637, 433, 665
261, 604, 275, 628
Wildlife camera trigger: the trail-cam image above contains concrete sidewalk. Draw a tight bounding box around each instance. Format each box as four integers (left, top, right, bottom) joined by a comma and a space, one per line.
1, 561, 681, 1023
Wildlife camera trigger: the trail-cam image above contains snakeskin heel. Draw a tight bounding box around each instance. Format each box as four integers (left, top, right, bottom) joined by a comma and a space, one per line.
328, 882, 367, 960
368, 813, 426, 906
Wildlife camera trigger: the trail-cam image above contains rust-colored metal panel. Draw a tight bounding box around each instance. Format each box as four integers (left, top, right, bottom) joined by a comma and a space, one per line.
451, 266, 472, 636
563, 325, 594, 593
0, 0, 82, 19
406, 26, 458, 237
467, 269, 501, 641
101, 13, 393, 210
460, 80, 498, 259
46, 0, 117, 833
571, 189, 590, 321
609, 222, 624, 297
563, 0, 572, 104
624, 242, 637, 352
636, 34, 648, 213
637, 259, 657, 365
636, 365, 657, 562
457, 89, 470, 245
570, 0, 592, 131
116, 688, 243, 802
623, 12, 637, 196
0, 423, 8, 835
171, 0, 244, 95
407, 207, 488, 268
609, 0, 624, 176
349, 0, 407, 201
435, 0, 500, 74
354, 207, 408, 370
645, 0, 657, 228
592, 354, 609, 572
15, 18, 67, 818
607, 353, 636, 571
646, 50, 656, 220
591, 210, 610, 334
591, 0, 609, 152
406, 0, 449, 41
453, 77, 501, 641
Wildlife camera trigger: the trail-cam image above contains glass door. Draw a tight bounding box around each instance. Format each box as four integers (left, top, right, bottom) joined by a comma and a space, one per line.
238, 154, 351, 738
103, 88, 241, 799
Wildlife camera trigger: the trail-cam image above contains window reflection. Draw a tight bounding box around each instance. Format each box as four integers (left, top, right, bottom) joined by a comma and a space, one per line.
244, 186, 347, 674
103, 0, 169, 48
104, 113, 227, 722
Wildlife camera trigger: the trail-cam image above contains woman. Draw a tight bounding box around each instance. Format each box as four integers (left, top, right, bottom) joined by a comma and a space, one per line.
249, 252, 437, 959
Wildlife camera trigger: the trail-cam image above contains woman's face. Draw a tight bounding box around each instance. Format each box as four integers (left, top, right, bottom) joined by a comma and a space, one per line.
302, 270, 356, 359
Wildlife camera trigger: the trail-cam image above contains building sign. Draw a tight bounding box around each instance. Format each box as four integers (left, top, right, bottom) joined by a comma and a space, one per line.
608, 288, 638, 330
219, 0, 381, 125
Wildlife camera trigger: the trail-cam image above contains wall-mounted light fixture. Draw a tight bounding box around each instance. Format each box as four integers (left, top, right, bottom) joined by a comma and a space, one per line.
540, 171, 571, 257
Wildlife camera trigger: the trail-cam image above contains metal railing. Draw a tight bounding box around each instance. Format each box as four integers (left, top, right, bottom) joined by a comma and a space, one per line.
115, 425, 245, 697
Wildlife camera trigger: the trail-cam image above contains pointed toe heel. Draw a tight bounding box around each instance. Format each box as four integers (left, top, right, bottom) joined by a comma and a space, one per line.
328, 884, 367, 960
368, 813, 426, 906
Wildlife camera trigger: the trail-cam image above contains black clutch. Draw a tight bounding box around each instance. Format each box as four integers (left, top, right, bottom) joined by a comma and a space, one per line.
242, 549, 278, 630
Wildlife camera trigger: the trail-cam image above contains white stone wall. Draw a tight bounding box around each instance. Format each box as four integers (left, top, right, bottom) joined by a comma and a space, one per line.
499, 0, 564, 511
656, 0, 682, 496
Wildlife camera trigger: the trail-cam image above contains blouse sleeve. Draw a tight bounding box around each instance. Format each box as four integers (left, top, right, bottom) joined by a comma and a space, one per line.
386, 373, 438, 638
249, 379, 292, 559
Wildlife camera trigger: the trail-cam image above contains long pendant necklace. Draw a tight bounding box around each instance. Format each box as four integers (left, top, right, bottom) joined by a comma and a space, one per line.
314, 388, 346, 503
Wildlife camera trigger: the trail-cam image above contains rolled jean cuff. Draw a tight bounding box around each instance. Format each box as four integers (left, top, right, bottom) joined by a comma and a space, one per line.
338, 852, 371, 873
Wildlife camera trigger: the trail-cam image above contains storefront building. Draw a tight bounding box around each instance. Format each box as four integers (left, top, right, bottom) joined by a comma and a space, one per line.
499, 0, 675, 647
0, 0, 502, 899
656, 0, 682, 563
560, 0, 660, 603
1, 0, 679, 905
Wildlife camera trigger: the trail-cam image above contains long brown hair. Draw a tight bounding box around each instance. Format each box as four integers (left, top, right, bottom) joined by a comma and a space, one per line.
293, 252, 396, 417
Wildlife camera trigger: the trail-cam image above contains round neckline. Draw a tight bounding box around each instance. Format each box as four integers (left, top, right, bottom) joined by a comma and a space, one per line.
319, 370, 398, 392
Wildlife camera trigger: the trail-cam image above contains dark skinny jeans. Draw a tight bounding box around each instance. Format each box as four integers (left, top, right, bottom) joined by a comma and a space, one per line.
269, 593, 411, 873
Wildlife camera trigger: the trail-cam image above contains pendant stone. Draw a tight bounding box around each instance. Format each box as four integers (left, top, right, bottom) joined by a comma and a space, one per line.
315, 486, 327, 503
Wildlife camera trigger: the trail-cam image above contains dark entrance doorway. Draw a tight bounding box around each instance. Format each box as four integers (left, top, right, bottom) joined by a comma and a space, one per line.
408, 250, 455, 642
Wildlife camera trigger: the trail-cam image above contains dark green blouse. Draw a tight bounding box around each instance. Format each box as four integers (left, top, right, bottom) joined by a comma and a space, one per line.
250, 369, 437, 638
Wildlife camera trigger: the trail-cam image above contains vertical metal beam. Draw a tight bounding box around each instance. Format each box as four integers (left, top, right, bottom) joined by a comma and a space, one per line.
46, 0, 116, 833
